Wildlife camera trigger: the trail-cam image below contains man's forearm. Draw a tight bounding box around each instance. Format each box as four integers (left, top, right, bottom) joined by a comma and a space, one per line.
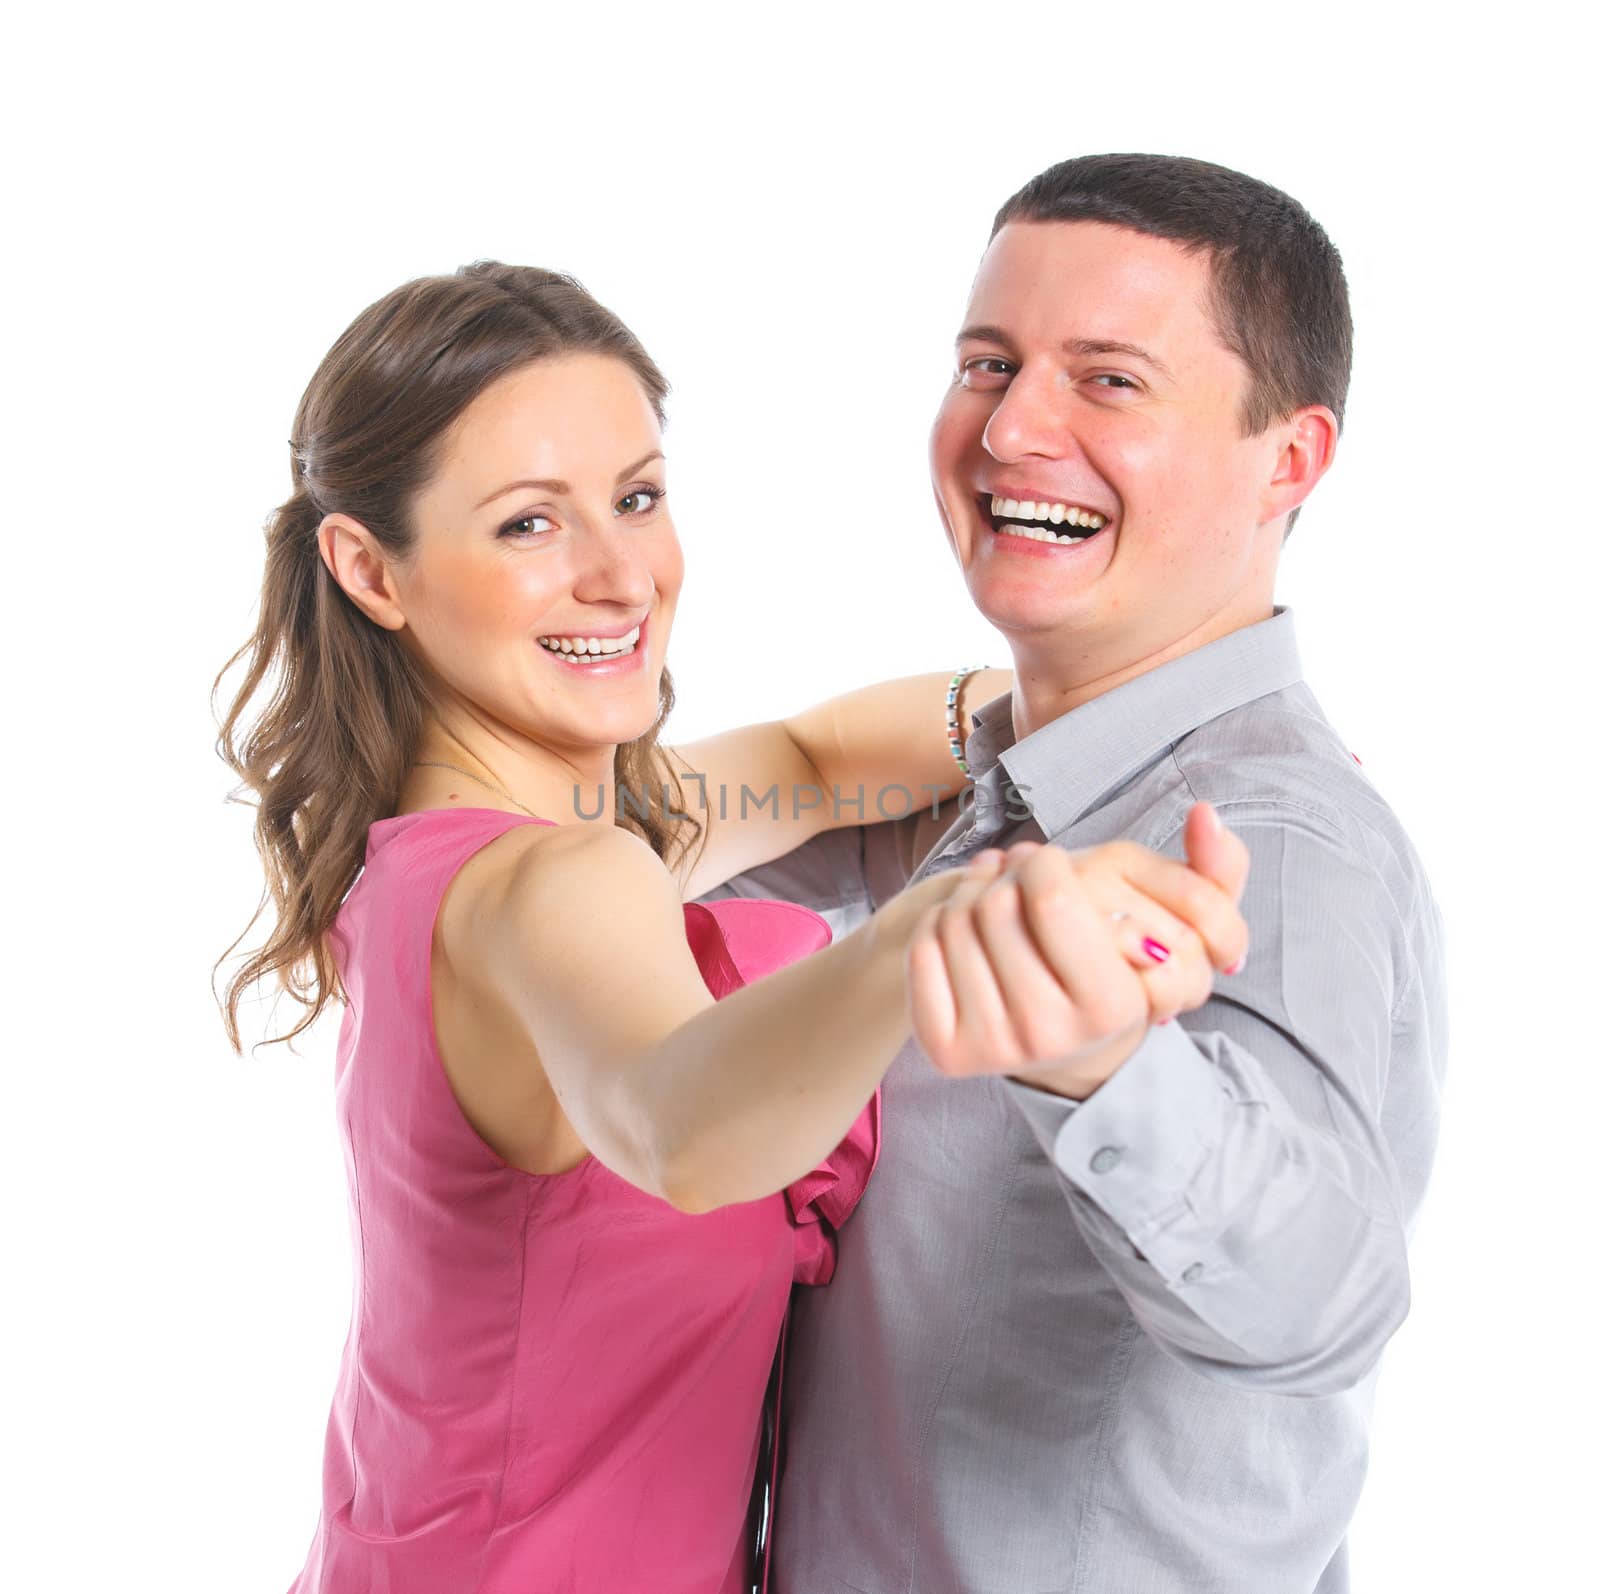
1006, 809, 1422, 1397
1008, 1018, 1409, 1396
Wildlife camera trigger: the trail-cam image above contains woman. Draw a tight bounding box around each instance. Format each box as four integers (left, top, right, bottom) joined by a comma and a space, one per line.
216, 262, 1245, 1593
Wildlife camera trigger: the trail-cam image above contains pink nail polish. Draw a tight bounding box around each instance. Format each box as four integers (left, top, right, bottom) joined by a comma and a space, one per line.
1155, 1016, 1172, 1026
1225, 952, 1248, 976
1142, 937, 1171, 963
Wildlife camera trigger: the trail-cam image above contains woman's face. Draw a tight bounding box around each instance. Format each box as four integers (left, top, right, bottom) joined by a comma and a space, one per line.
393, 353, 682, 760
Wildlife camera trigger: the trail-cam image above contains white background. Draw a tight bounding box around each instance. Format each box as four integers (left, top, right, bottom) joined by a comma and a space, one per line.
5, 3, 1595, 1589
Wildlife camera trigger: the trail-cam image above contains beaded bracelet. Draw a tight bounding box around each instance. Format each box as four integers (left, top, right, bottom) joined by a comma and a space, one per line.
945, 666, 988, 777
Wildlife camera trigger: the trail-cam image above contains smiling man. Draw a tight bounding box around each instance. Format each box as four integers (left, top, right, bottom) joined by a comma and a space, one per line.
708, 154, 1446, 1593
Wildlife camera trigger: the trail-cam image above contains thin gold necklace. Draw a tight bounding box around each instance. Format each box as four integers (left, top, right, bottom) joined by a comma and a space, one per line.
412, 759, 544, 820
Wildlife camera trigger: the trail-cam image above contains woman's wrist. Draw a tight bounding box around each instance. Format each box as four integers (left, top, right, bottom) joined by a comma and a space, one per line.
858, 869, 968, 962
945, 666, 986, 777
946, 667, 1011, 777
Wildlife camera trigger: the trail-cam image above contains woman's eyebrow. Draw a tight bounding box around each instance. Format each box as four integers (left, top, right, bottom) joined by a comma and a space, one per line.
475, 476, 569, 509
474, 452, 666, 512
615, 450, 664, 482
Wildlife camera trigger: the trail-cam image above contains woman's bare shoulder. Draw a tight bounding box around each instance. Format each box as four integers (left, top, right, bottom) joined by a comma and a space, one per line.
440, 817, 677, 967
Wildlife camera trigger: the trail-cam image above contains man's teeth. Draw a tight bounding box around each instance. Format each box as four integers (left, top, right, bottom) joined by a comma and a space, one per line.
988, 495, 1107, 541
537, 624, 642, 662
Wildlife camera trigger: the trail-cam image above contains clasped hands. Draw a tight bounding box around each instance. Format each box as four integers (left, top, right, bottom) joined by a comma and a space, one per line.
908, 803, 1250, 1100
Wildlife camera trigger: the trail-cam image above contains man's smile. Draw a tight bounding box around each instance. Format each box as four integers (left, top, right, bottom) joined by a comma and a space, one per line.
976, 491, 1114, 548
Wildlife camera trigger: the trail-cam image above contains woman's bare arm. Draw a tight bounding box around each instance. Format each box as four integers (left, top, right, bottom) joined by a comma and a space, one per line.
451, 820, 965, 1212
670, 668, 1011, 898
445, 803, 1246, 1216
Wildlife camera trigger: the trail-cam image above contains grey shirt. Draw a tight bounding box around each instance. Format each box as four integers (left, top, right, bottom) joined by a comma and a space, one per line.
704, 610, 1447, 1594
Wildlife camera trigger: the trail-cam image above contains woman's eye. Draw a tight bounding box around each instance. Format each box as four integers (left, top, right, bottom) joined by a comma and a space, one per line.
501, 513, 554, 538
616, 489, 661, 517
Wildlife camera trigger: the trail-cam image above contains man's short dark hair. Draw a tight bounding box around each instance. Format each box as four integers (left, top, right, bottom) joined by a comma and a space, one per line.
993, 154, 1352, 437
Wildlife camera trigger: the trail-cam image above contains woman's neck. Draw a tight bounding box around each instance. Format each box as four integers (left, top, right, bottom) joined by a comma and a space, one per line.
402, 729, 621, 826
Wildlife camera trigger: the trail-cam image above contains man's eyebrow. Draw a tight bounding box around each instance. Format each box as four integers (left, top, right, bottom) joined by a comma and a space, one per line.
1064, 338, 1174, 379
473, 451, 665, 511
956, 325, 1174, 382
955, 323, 1012, 348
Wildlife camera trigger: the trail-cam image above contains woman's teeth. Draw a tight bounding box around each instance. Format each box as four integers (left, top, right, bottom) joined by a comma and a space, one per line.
537, 625, 641, 663
988, 495, 1107, 543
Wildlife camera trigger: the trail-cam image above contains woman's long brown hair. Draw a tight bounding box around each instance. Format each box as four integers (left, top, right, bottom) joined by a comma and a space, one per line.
215, 262, 700, 1052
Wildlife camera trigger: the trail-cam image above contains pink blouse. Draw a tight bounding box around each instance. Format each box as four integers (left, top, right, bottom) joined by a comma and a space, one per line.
287, 807, 878, 1594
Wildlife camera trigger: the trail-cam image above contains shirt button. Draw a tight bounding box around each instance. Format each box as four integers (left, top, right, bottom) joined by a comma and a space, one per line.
1089, 1146, 1122, 1174
1182, 1262, 1205, 1284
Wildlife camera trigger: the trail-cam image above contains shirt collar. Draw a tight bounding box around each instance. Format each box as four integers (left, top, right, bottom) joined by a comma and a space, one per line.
965, 608, 1304, 838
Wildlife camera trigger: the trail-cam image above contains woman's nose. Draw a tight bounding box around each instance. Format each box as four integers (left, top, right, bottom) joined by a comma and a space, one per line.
570, 521, 656, 608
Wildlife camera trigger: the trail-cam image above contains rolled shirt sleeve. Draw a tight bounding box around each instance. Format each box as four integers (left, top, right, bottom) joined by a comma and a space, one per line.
1006, 802, 1425, 1397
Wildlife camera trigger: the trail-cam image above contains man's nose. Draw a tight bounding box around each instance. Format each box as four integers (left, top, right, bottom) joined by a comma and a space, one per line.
571, 520, 656, 608
981, 366, 1074, 462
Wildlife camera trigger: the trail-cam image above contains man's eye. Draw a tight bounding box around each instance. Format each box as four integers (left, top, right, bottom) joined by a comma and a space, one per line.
616, 488, 662, 516
500, 513, 554, 538
1090, 374, 1139, 390
960, 357, 1014, 386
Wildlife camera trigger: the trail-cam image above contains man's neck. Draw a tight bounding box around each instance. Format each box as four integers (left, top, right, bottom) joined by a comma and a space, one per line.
1009, 600, 1276, 744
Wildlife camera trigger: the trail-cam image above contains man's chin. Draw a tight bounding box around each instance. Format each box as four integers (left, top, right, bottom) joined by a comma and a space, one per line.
964, 566, 1110, 640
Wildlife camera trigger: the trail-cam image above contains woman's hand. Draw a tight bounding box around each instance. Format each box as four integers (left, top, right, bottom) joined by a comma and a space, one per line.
906, 804, 1249, 1099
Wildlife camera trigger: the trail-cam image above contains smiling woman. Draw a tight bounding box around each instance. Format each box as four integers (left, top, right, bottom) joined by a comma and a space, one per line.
318, 352, 688, 791
216, 266, 694, 1048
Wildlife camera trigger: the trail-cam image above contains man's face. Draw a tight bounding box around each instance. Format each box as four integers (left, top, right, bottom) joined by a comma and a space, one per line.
930, 220, 1307, 681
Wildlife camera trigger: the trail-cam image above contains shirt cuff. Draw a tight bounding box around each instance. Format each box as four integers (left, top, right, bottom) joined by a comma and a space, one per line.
1004, 1022, 1228, 1240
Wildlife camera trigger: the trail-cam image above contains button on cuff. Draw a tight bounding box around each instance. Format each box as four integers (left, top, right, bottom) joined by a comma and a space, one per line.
1049, 1022, 1227, 1234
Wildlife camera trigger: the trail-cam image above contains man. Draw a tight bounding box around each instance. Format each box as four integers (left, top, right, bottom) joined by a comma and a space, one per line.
708, 153, 1446, 1593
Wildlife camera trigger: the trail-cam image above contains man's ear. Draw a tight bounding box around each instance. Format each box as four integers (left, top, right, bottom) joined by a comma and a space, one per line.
1259, 405, 1338, 526
317, 514, 408, 632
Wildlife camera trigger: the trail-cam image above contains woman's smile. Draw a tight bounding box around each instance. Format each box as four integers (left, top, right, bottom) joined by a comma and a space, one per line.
534, 614, 649, 675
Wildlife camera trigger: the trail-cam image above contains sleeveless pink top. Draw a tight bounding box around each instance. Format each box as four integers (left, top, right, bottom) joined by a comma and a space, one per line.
287, 807, 878, 1594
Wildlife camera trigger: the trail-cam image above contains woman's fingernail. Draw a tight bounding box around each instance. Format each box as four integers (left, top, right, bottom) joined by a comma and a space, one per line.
1225, 952, 1247, 976
1142, 937, 1171, 963
1155, 1016, 1172, 1026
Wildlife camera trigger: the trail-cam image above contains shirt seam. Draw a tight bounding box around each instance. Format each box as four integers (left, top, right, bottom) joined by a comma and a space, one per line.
1149, 777, 1422, 1013
1071, 1309, 1138, 1594
1150, 783, 1357, 856
907, 1128, 1026, 1589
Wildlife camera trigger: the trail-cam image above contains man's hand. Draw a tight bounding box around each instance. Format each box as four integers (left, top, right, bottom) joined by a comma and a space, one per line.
906, 804, 1249, 1099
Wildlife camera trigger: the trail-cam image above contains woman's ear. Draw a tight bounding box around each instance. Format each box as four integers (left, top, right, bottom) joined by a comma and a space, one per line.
317, 514, 408, 632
